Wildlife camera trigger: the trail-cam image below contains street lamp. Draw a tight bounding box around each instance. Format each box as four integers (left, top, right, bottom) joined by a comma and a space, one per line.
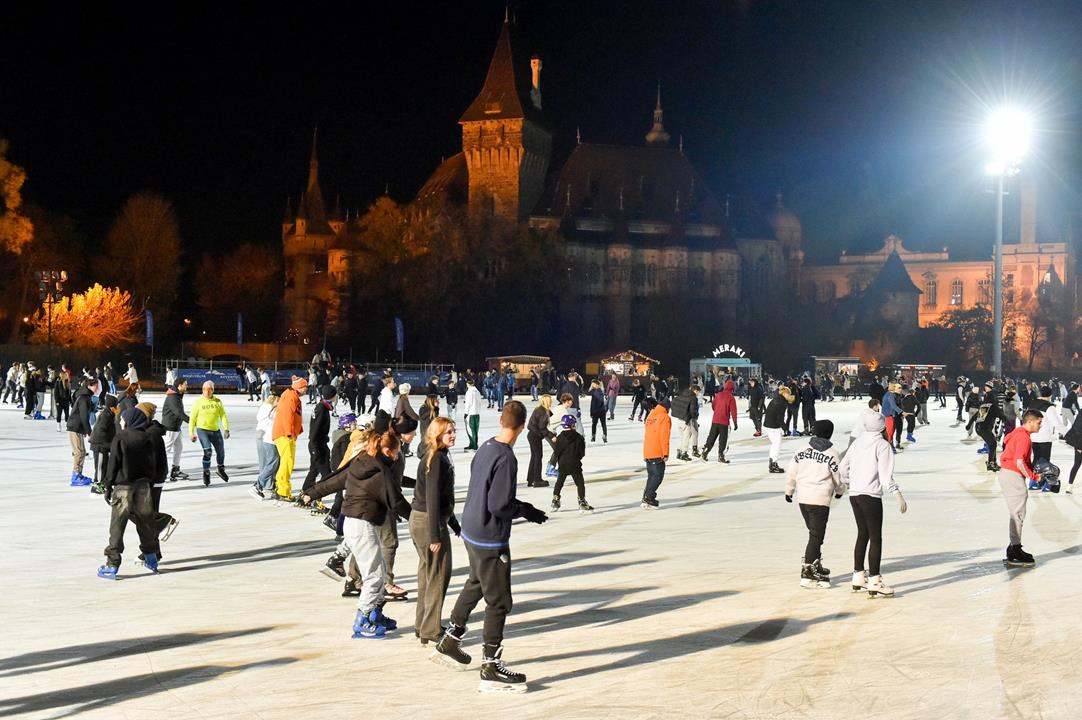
984, 107, 1031, 376
35, 269, 68, 348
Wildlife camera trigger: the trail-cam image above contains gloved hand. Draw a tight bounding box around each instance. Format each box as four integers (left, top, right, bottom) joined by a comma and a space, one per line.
896, 491, 908, 514
103, 490, 112, 505
224, 430, 230, 439
784, 494, 793, 503
834, 493, 844, 499
519, 502, 549, 524
448, 515, 461, 537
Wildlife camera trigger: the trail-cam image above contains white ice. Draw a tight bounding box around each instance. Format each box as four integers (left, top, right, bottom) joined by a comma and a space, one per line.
1, 393, 1080, 719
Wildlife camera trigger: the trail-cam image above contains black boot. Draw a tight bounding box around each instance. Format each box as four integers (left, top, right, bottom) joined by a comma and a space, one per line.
431, 624, 471, 669
203, 470, 211, 487
478, 644, 526, 693
718, 454, 730, 464
691, 446, 700, 458
217, 465, 229, 482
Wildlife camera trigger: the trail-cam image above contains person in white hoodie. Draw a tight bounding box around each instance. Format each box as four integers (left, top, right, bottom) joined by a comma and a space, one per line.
839, 410, 908, 598
250, 394, 280, 500
378, 377, 397, 416
785, 420, 846, 589
463, 379, 483, 452
1028, 385, 1065, 465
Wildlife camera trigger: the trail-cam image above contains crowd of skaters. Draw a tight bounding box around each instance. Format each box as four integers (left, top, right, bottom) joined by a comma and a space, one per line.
9, 349, 1082, 693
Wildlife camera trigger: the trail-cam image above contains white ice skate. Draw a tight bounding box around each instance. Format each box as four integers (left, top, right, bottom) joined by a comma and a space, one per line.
865, 574, 894, 598
851, 570, 867, 593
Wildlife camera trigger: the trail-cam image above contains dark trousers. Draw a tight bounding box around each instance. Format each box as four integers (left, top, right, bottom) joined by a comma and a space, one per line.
905, 415, 916, 434
104, 484, 160, 566
466, 415, 480, 450
630, 397, 644, 420
345, 393, 357, 413
1070, 448, 1082, 485
977, 425, 998, 463
785, 405, 799, 433
799, 503, 830, 564
55, 402, 69, 425
956, 399, 964, 422
92, 448, 110, 481
702, 423, 729, 459
590, 414, 607, 440
892, 413, 903, 446
149, 485, 175, 540
644, 458, 666, 501
195, 428, 225, 470
526, 433, 544, 485
302, 443, 330, 492
749, 408, 763, 433
802, 405, 816, 430
450, 543, 513, 647
554, 469, 586, 501
850, 495, 883, 576
1032, 441, 1052, 463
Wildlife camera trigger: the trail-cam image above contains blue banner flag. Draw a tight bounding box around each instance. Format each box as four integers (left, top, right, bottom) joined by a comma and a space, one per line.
395, 317, 404, 354
237, 313, 244, 346
145, 310, 154, 347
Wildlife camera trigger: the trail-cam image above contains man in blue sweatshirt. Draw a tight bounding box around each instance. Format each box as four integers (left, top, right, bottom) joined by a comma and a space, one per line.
431, 400, 548, 693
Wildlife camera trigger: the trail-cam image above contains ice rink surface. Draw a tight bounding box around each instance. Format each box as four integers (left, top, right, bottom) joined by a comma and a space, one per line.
2, 392, 1081, 719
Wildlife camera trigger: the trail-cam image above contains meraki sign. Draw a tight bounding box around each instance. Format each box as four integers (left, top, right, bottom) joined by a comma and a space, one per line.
711, 343, 747, 358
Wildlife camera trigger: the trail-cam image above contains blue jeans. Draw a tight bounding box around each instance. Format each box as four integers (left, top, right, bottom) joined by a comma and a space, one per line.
644, 459, 666, 501
531, 386, 539, 401
256, 437, 280, 491
606, 395, 617, 419
196, 428, 225, 470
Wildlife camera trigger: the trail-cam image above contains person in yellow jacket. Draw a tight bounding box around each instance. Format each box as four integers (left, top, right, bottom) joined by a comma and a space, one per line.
271, 375, 307, 502
189, 380, 230, 486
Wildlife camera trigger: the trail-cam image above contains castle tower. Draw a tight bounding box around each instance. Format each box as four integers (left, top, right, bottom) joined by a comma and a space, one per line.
645, 83, 670, 146
460, 16, 552, 221
282, 128, 336, 341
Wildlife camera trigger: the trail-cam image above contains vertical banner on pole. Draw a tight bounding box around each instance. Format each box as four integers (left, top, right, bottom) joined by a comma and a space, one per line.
145, 310, 154, 348
237, 313, 244, 346
394, 317, 404, 356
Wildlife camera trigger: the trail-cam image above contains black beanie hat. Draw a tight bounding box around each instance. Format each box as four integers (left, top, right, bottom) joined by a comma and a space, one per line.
322, 384, 337, 399
813, 419, 834, 440
393, 415, 419, 435
372, 410, 392, 435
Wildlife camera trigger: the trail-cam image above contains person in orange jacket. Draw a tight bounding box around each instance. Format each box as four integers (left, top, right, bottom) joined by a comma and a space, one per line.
641, 397, 671, 509
272, 375, 308, 501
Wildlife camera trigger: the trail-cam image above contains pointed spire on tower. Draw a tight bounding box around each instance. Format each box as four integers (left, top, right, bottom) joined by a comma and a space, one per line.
679, 134, 684, 154
504, 4, 509, 23
645, 81, 671, 146
283, 195, 292, 223
576, 126, 581, 145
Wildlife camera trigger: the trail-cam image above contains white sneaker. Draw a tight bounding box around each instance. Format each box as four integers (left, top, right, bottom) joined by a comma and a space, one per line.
866, 574, 895, 598
851, 570, 867, 592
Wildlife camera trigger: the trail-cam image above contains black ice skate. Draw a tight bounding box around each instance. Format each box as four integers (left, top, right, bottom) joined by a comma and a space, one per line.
320, 554, 346, 580
478, 644, 527, 694
341, 579, 360, 597
202, 470, 211, 487
800, 561, 830, 589
430, 624, 471, 670
1004, 544, 1035, 567
216, 465, 229, 482
768, 460, 785, 474
578, 500, 594, 514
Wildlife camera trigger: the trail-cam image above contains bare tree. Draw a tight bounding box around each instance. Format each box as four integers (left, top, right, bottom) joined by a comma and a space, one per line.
98, 192, 181, 320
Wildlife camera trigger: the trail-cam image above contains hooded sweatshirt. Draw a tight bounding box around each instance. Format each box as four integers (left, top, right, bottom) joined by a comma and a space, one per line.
786, 436, 844, 506
272, 387, 304, 441
711, 380, 738, 427
1029, 398, 1065, 442
643, 404, 672, 459
839, 411, 899, 497
104, 408, 167, 493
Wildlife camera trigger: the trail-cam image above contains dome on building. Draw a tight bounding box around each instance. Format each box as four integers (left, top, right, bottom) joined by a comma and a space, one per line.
767, 192, 801, 249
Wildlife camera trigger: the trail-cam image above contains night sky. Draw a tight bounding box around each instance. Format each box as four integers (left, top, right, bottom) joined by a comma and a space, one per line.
3, 0, 1081, 269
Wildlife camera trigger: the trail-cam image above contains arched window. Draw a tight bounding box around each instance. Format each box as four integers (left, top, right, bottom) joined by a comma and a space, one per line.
978, 278, 991, 305
950, 279, 963, 305
923, 276, 937, 307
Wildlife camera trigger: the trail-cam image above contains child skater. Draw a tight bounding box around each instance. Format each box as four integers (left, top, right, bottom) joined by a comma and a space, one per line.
550, 414, 592, 513
785, 420, 846, 588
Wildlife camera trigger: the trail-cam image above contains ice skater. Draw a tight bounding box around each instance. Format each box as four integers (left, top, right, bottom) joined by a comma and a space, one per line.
785, 420, 845, 588
550, 413, 592, 514
997, 409, 1043, 566
839, 411, 907, 597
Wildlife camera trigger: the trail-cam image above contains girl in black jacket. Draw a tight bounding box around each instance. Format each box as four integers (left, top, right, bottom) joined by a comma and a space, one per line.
90, 395, 120, 491
628, 379, 646, 421
526, 395, 556, 487
409, 417, 461, 644
550, 414, 592, 513
748, 378, 765, 436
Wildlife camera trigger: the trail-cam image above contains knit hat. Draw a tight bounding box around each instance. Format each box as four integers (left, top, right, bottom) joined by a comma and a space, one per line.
861, 411, 886, 434
321, 384, 337, 399
135, 402, 157, 420
372, 410, 392, 435
813, 419, 834, 440
399, 383, 412, 395
292, 375, 308, 392
393, 415, 418, 435
121, 407, 149, 430
338, 413, 357, 430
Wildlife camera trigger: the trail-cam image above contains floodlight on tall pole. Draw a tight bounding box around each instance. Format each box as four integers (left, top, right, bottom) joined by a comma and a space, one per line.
984, 107, 1031, 377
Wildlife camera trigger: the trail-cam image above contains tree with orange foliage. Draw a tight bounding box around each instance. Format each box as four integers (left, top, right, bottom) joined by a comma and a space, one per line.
29, 284, 140, 348
0, 139, 34, 255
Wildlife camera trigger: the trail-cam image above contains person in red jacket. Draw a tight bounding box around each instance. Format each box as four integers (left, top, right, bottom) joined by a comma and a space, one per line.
701, 379, 738, 463
998, 408, 1043, 567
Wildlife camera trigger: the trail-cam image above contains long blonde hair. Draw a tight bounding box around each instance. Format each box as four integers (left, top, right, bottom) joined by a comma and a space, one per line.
424, 416, 456, 474
538, 395, 552, 412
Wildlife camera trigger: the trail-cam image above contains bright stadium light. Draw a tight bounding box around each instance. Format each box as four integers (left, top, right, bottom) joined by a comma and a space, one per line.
984, 107, 1031, 175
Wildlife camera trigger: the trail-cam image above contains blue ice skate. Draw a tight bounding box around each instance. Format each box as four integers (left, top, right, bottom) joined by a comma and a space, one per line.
141, 553, 159, 573
351, 611, 387, 639
1028, 479, 1044, 491
70, 472, 91, 487
906, 434, 916, 443
368, 607, 398, 630
977, 445, 989, 454
97, 565, 118, 580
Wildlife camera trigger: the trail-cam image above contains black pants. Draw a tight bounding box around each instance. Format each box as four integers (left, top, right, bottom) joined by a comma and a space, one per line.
977, 425, 998, 463
749, 408, 763, 433
702, 423, 729, 459
802, 405, 816, 431
526, 433, 544, 485
93, 448, 110, 481
345, 393, 357, 413
591, 414, 607, 440
554, 469, 586, 501
630, 397, 643, 420
850, 495, 883, 575
905, 415, 916, 434
55, 402, 69, 425
149, 485, 175, 542
104, 484, 160, 567
302, 443, 330, 493
450, 543, 513, 647
1070, 448, 1082, 485
892, 413, 903, 446
785, 405, 799, 433
799, 503, 829, 564
1032, 441, 1052, 463
248, 382, 261, 401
